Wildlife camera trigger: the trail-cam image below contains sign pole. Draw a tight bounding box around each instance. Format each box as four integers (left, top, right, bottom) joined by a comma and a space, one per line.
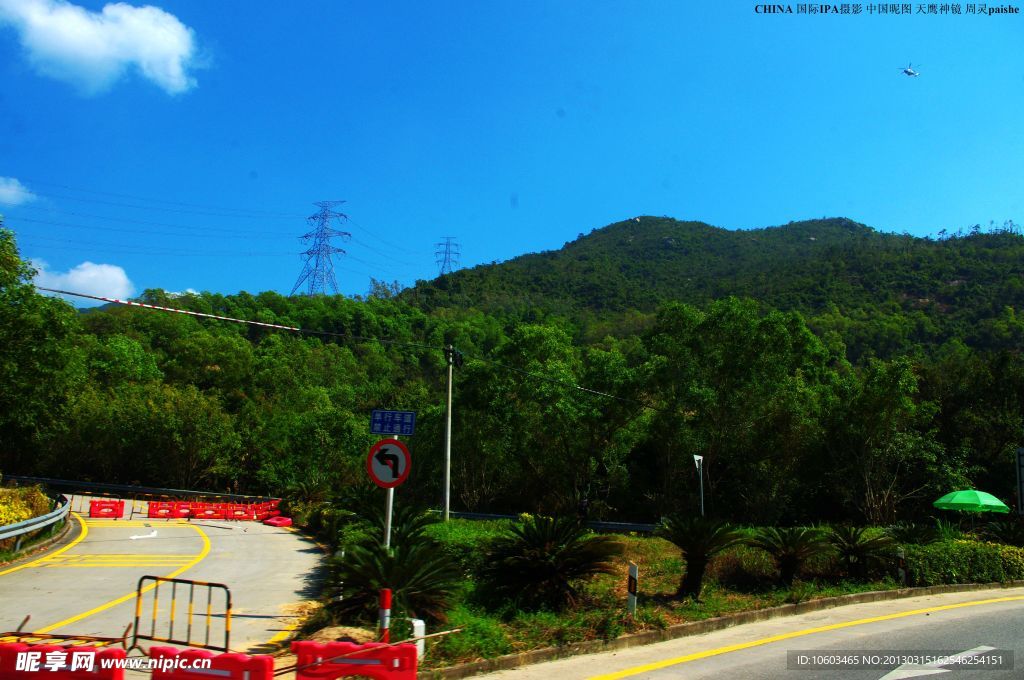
385, 435, 398, 549
444, 345, 454, 521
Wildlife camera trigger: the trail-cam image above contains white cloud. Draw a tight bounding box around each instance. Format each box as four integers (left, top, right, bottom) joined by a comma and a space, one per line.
0, 0, 199, 95
0, 177, 37, 206
33, 259, 135, 306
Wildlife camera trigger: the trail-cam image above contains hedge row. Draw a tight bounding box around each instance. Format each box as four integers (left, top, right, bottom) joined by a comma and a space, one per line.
905, 540, 1024, 586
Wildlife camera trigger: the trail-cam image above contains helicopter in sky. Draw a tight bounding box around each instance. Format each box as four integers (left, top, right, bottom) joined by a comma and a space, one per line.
899, 62, 921, 77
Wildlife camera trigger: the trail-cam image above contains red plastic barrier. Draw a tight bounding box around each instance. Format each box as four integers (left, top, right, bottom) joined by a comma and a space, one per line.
263, 516, 292, 528
147, 501, 175, 519
189, 503, 225, 520
224, 504, 253, 521
88, 499, 124, 519
149, 647, 271, 680
171, 502, 192, 518
291, 641, 417, 680
0, 643, 125, 680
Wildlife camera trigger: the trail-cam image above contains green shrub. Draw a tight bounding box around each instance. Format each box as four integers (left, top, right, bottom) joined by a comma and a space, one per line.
332, 535, 462, 623
429, 606, 511, 663
0, 486, 52, 551
829, 526, 896, 580
423, 518, 514, 576
747, 527, 833, 587
982, 519, 1024, 548
904, 540, 1024, 586
479, 516, 623, 612
886, 522, 941, 546
708, 544, 777, 591
657, 515, 744, 600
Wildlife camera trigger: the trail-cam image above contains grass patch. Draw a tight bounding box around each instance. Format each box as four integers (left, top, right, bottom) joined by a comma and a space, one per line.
416, 530, 905, 669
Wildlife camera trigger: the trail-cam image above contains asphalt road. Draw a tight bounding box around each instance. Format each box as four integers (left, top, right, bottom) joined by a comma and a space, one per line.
481, 587, 1024, 680
0, 496, 323, 653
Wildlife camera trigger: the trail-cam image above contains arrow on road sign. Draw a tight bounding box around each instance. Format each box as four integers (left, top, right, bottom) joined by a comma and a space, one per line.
367, 439, 412, 489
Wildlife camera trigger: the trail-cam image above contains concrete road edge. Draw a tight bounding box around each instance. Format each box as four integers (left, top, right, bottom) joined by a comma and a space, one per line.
418, 581, 1024, 679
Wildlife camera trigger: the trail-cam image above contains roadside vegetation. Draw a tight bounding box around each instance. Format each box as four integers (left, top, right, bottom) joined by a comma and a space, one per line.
291, 505, 1024, 669
0, 483, 57, 557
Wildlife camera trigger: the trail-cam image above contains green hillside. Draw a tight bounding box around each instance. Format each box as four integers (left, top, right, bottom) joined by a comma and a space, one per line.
411, 216, 1024, 359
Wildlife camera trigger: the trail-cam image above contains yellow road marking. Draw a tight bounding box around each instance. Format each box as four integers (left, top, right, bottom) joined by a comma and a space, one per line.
31, 523, 211, 634
84, 520, 188, 527
43, 555, 199, 562
0, 512, 89, 578
590, 594, 1024, 679
263, 618, 302, 647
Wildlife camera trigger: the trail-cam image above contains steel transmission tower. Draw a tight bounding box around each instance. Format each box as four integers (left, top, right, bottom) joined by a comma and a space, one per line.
290, 201, 352, 296
435, 236, 460, 275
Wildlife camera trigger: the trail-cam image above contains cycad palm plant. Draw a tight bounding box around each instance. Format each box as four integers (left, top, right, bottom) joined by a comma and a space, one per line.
657, 514, 744, 600
480, 515, 623, 611
332, 504, 459, 623
333, 536, 461, 622
828, 526, 895, 579
748, 527, 831, 587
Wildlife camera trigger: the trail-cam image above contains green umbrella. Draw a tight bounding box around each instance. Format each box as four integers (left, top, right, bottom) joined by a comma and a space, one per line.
933, 489, 1010, 514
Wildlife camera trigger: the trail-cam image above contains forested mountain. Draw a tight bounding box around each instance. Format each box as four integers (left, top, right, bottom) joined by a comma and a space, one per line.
3, 215, 1024, 527
412, 216, 1024, 360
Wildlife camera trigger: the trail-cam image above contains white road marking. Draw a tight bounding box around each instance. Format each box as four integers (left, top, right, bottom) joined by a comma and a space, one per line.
129, 530, 158, 540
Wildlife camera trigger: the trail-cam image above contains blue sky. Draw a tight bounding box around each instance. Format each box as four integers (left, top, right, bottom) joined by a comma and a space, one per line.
1, 1, 1021, 303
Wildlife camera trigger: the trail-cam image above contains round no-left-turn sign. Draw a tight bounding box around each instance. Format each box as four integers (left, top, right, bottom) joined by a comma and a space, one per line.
367, 439, 411, 488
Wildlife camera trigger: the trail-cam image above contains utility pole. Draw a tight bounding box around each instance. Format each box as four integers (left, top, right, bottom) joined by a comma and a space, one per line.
291, 201, 351, 296
442, 345, 463, 521
435, 237, 460, 276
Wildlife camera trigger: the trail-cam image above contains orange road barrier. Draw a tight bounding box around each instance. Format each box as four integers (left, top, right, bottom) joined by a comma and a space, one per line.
291, 641, 418, 680
149, 648, 271, 680
88, 500, 124, 519
188, 504, 225, 521
147, 502, 175, 519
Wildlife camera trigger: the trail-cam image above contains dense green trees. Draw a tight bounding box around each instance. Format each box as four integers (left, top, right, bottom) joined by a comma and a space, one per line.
3, 221, 1024, 526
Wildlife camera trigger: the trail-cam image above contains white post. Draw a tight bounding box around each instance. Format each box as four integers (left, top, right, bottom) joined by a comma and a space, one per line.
410, 618, 426, 659
384, 487, 394, 549
694, 455, 704, 517
385, 435, 397, 549
444, 345, 454, 521
627, 562, 638, 616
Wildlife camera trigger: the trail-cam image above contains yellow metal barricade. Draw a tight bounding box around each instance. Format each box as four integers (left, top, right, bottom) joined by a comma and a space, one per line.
130, 575, 231, 652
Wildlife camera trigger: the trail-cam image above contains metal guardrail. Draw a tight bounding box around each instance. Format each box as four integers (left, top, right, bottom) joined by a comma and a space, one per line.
0, 494, 70, 550
436, 509, 658, 533
6, 475, 278, 503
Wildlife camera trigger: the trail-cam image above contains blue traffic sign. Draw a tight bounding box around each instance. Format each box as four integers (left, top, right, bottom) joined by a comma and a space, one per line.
370, 409, 416, 436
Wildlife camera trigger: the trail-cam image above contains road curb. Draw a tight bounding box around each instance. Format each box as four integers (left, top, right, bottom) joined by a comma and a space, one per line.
418, 581, 1024, 679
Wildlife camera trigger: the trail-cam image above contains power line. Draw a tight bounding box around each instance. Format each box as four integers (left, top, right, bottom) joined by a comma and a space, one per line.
290, 201, 352, 296
346, 216, 418, 256
32, 286, 660, 412
14, 177, 305, 218
17, 235, 286, 257
8, 215, 293, 241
